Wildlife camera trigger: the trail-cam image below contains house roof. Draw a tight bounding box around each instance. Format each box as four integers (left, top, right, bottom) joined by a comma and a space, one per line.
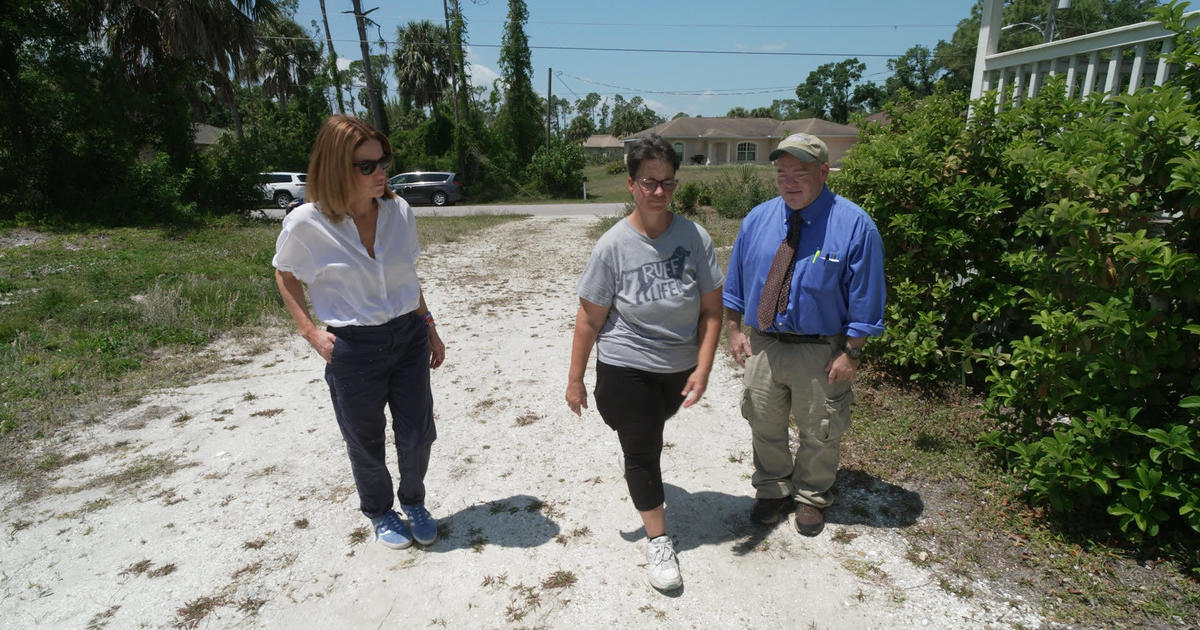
581, 134, 623, 149
621, 117, 858, 142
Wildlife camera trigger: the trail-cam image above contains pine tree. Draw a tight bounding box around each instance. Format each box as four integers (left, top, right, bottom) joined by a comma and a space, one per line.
497, 0, 541, 169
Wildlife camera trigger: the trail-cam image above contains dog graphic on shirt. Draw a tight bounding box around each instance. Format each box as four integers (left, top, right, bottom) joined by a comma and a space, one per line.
621, 246, 690, 305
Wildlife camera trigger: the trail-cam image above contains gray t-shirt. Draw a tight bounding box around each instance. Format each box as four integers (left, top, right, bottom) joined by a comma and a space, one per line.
577, 215, 724, 373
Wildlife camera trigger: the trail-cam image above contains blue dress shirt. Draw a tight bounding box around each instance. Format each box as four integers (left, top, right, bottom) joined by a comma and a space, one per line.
723, 187, 886, 338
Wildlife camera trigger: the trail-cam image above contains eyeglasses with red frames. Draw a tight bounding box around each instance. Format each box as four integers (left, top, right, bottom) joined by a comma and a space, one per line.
634, 177, 678, 193
352, 153, 393, 176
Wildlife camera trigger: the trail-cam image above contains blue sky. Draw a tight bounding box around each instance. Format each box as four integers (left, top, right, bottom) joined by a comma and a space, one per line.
292, 1, 973, 118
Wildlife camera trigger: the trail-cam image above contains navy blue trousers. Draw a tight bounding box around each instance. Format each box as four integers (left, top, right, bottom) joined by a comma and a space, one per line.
325, 312, 436, 519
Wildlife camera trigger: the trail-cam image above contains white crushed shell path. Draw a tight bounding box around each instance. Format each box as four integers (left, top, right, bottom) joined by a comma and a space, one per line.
0, 216, 1043, 629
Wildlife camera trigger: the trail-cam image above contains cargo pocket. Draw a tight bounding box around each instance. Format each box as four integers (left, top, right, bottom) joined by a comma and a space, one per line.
818, 385, 854, 443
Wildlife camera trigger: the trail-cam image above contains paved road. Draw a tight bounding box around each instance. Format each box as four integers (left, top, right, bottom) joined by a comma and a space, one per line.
255, 202, 625, 221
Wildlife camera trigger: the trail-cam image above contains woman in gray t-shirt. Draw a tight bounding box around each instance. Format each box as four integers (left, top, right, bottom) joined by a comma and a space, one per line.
565, 135, 723, 592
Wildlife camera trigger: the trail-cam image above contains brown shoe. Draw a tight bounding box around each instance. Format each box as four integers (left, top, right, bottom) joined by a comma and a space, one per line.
793, 503, 824, 536
750, 497, 794, 526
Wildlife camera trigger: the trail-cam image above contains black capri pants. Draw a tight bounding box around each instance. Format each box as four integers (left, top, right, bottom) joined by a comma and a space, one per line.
594, 360, 694, 511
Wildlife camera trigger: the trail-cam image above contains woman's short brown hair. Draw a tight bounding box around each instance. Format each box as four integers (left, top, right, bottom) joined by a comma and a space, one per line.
306, 115, 396, 222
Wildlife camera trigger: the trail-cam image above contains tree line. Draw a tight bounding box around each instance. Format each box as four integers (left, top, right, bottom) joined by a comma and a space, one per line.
0, 0, 1162, 223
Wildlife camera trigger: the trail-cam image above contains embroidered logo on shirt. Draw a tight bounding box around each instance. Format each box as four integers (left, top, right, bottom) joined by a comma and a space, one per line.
621, 246, 691, 305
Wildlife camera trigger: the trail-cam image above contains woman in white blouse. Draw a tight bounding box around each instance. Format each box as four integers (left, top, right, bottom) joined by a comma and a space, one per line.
273, 115, 445, 550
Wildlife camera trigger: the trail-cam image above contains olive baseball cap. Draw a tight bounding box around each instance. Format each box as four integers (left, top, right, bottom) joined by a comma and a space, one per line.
769, 132, 829, 163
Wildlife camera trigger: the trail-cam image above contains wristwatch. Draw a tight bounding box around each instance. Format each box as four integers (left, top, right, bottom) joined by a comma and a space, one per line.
841, 344, 863, 361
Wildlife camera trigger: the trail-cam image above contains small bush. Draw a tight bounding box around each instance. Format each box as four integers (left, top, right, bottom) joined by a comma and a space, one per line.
707, 166, 775, 219
524, 142, 585, 198
190, 136, 269, 215
604, 160, 626, 175
671, 181, 705, 215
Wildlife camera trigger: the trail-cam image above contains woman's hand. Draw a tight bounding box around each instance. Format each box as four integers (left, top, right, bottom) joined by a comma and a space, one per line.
680, 370, 709, 408
304, 328, 338, 363
565, 379, 588, 416
428, 327, 445, 369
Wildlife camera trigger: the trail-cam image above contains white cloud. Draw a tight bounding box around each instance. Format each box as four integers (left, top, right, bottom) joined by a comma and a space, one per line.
698, 90, 716, 101
465, 46, 501, 90
468, 64, 501, 90
734, 43, 749, 51
645, 98, 673, 117
337, 56, 352, 71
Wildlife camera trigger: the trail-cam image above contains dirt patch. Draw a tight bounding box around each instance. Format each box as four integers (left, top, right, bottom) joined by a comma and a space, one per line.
0, 217, 1046, 629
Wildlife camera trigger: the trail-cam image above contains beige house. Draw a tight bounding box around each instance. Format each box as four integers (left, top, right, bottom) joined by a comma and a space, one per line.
580, 134, 624, 162
621, 117, 859, 167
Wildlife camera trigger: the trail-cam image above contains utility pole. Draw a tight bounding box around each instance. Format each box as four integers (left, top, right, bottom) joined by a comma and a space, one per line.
443, 0, 459, 133
546, 67, 552, 150
319, 0, 345, 114
346, 1, 388, 134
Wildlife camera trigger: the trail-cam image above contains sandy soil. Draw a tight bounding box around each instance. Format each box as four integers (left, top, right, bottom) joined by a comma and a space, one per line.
0, 216, 1044, 629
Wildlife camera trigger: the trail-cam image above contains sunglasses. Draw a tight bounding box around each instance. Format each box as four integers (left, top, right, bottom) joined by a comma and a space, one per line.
352, 153, 393, 176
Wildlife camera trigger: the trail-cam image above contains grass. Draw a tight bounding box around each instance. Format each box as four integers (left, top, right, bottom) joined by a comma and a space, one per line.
836, 366, 1200, 629
0, 213, 525, 483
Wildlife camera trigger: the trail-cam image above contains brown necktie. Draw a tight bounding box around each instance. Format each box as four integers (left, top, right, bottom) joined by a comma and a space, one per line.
756, 213, 803, 331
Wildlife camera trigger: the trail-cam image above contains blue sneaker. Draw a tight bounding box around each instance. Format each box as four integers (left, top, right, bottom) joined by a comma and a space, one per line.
400, 503, 437, 545
370, 510, 412, 549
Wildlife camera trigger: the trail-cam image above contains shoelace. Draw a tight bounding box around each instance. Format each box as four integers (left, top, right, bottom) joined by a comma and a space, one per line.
407, 507, 432, 527
379, 511, 405, 534
649, 539, 675, 564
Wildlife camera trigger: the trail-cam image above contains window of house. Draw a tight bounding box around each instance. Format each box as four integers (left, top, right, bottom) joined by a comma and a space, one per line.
673, 142, 684, 158
736, 142, 757, 162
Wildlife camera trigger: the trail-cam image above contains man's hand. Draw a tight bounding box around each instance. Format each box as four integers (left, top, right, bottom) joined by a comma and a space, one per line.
727, 327, 752, 367
825, 352, 859, 384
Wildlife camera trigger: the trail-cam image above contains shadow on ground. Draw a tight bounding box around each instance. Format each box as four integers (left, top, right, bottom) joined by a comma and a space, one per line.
612, 471, 923, 555
422, 494, 560, 553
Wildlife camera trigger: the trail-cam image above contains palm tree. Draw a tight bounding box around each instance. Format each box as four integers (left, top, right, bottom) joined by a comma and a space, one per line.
96, 0, 278, 142
254, 13, 321, 114
392, 19, 451, 114
101, 0, 273, 82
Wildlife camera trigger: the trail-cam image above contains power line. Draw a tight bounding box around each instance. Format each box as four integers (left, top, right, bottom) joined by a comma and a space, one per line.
295, 11, 955, 31
556, 71, 794, 97
259, 34, 914, 58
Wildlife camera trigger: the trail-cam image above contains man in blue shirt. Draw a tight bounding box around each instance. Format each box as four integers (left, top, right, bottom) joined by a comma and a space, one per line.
723, 132, 886, 536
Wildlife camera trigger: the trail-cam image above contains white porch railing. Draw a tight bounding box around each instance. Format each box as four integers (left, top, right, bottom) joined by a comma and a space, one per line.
970, 0, 1200, 108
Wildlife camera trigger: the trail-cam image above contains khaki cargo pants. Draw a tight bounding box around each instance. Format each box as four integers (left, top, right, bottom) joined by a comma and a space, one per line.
740, 330, 853, 509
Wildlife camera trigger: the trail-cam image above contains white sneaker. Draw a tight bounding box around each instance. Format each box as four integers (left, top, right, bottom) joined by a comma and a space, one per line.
646, 535, 682, 591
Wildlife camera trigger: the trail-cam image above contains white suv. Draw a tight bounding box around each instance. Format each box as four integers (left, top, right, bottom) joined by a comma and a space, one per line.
258, 172, 306, 208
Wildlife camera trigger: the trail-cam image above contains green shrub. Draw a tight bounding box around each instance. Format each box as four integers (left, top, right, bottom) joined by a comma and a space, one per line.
190, 136, 267, 215
833, 5, 1200, 550
605, 160, 626, 175
670, 181, 705, 215
523, 142, 585, 198
707, 166, 775, 219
